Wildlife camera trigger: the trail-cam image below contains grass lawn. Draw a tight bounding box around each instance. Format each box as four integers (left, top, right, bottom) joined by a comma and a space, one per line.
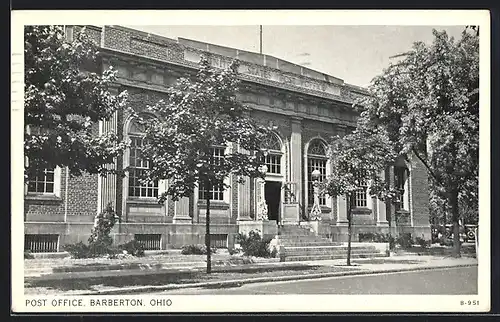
24, 265, 359, 295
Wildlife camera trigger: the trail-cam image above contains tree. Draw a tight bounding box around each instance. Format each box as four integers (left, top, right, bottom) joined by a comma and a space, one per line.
360, 29, 479, 257
138, 56, 269, 273
24, 25, 129, 180
325, 122, 397, 266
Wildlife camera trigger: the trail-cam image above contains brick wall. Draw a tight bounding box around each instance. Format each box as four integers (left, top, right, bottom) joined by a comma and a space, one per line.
66, 172, 98, 218
24, 167, 98, 222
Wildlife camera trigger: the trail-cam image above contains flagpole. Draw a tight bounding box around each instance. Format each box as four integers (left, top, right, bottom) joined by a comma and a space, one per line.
259, 25, 263, 54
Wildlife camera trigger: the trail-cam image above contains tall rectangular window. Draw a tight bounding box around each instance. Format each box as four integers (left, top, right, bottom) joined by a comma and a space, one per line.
264, 154, 281, 174
27, 169, 55, 194
307, 158, 327, 206
353, 180, 368, 208
198, 147, 225, 201
128, 137, 158, 198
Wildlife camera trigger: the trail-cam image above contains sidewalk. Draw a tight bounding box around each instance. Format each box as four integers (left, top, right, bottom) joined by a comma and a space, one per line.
24, 253, 477, 295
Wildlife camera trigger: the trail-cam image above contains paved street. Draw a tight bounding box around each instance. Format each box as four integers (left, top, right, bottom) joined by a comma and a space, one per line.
154, 266, 477, 295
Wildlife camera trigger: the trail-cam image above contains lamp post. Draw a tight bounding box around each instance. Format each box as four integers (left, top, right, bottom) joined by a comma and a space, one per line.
309, 169, 322, 221
257, 165, 268, 221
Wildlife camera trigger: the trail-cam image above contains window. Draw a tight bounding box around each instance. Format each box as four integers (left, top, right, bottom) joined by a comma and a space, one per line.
260, 133, 282, 175
199, 182, 224, 201
27, 169, 55, 194
353, 180, 368, 208
307, 140, 328, 206
128, 136, 159, 198
198, 147, 225, 201
264, 154, 281, 174
394, 166, 409, 210
25, 126, 60, 196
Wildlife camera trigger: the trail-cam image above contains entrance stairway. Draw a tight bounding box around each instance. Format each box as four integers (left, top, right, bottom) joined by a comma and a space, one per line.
278, 224, 388, 262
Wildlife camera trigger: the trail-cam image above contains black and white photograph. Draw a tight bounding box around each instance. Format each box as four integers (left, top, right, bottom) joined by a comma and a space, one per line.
11, 10, 490, 313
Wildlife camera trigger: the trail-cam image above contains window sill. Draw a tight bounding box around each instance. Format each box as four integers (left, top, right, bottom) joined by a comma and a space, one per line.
197, 201, 230, 210
352, 207, 372, 215
25, 194, 63, 204
127, 198, 162, 205
307, 205, 331, 213
396, 209, 410, 215
265, 173, 283, 178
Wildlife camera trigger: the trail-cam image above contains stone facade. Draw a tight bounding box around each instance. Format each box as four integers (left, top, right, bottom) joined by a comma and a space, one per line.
24, 25, 431, 252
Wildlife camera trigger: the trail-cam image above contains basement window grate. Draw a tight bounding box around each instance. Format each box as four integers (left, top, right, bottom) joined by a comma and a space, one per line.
25, 234, 59, 253
134, 234, 162, 250
209, 234, 228, 249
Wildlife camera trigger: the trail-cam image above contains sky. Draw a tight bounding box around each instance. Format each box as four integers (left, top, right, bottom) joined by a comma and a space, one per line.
125, 25, 465, 88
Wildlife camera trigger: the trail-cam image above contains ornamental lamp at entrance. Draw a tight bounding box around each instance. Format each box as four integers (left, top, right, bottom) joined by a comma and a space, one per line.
309, 169, 322, 221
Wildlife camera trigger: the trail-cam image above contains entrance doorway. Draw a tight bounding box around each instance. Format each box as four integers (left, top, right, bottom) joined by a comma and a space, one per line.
265, 181, 281, 223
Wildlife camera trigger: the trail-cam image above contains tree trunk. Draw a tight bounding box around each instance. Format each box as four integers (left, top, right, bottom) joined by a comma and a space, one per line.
205, 180, 212, 274
347, 194, 352, 266
450, 189, 461, 258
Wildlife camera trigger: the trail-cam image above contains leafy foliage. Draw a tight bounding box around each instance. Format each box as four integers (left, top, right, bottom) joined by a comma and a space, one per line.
181, 244, 217, 255
359, 29, 479, 257
325, 126, 397, 201
414, 236, 431, 249
236, 230, 276, 258
395, 233, 413, 249
118, 239, 145, 257
324, 118, 397, 266
88, 204, 119, 246
24, 25, 129, 179
137, 56, 270, 202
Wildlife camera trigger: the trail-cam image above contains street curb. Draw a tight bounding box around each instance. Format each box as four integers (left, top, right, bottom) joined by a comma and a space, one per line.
73, 263, 478, 295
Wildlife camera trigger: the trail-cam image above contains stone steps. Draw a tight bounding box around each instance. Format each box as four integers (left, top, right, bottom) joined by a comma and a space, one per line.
278, 224, 386, 262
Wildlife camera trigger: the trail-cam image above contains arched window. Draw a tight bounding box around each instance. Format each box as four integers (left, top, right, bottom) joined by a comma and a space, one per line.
307, 139, 327, 206
261, 133, 283, 174
127, 118, 159, 198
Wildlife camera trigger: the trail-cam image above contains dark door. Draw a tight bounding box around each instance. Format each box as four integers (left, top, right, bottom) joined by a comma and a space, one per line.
265, 181, 281, 223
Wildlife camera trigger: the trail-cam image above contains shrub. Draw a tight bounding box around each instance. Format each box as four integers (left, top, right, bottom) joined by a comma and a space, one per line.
63, 242, 91, 259
228, 247, 241, 256
24, 250, 34, 259
414, 237, 431, 249
439, 238, 454, 247
63, 240, 121, 259
359, 232, 395, 243
396, 233, 413, 249
88, 204, 119, 246
118, 239, 145, 257
181, 244, 217, 255
236, 230, 274, 258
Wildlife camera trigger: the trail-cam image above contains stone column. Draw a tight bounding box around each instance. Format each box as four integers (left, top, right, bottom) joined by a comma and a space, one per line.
336, 195, 348, 225
238, 144, 252, 221
98, 87, 119, 214
173, 197, 192, 223
238, 177, 252, 220
290, 117, 302, 213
